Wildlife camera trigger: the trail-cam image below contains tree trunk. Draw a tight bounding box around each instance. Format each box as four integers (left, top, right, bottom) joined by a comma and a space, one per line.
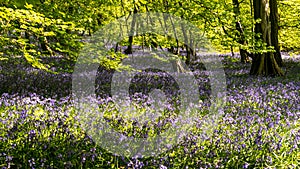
240, 49, 250, 63
168, 15, 180, 54
232, 0, 251, 63
171, 59, 186, 73
250, 0, 283, 76
270, 0, 283, 67
189, 29, 196, 59
180, 22, 190, 65
124, 6, 138, 54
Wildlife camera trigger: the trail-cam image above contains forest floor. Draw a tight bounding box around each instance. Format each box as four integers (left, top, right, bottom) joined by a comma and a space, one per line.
0, 52, 299, 168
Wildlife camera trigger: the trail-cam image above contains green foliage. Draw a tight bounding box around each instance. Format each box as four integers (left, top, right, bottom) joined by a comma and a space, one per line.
1, 0, 300, 65
32, 0, 113, 35
1, 0, 300, 70
278, 0, 300, 52
0, 6, 82, 71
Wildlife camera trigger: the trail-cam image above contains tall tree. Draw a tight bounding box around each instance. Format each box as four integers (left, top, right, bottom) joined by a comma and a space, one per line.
124, 5, 138, 54
232, 0, 251, 63
250, 0, 283, 76
269, 0, 283, 66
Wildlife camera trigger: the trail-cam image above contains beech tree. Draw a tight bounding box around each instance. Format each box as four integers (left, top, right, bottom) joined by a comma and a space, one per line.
250, 0, 283, 76
232, 0, 251, 63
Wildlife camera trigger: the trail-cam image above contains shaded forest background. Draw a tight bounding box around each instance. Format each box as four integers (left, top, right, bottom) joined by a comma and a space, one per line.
1, 0, 300, 76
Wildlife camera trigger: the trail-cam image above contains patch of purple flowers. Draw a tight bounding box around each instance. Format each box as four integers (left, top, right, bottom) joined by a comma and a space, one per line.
0, 54, 299, 168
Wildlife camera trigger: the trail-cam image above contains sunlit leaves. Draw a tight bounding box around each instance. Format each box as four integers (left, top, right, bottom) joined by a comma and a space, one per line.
278, 0, 300, 52
0, 6, 82, 72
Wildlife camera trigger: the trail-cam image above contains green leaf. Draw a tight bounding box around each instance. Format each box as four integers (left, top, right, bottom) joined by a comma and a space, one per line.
24, 3, 33, 10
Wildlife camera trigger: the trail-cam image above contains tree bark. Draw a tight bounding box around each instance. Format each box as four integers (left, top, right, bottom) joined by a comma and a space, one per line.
232, 0, 251, 63
168, 15, 180, 54
124, 6, 138, 54
250, 0, 283, 76
180, 22, 191, 65
270, 0, 283, 67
